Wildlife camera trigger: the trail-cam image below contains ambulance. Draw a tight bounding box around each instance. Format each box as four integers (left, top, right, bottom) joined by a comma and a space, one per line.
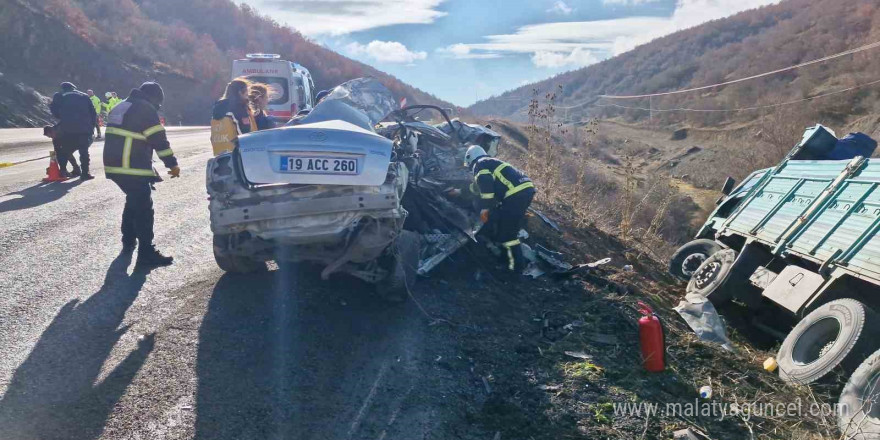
231, 53, 316, 122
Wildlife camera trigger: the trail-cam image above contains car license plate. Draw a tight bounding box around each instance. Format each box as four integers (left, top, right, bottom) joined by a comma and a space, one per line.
279, 156, 359, 175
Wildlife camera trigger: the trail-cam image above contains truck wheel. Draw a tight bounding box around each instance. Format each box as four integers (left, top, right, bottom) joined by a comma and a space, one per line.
777, 299, 880, 385
213, 235, 264, 273
839, 348, 880, 439
686, 249, 737, 304
669, 239, 722, 280
376, 230, 420, 302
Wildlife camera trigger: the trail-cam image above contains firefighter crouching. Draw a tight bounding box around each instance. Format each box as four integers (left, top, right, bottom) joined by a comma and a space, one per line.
103, 82, 180, 269
464, 145, 536, 273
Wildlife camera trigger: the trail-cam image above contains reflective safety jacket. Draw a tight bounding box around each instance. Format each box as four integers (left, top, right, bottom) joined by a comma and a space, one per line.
90, 95, 102, 115
469, 157, 534, 209
103, 88, 177, 178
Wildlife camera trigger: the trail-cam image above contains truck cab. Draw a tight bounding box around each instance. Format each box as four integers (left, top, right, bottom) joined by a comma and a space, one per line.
231, 54, 316, 122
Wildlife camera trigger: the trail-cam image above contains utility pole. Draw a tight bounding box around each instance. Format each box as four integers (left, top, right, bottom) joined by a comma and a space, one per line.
649, 96, 653, 125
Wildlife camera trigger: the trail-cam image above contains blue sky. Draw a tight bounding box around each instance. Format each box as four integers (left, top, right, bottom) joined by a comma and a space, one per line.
236, 0, 780, 106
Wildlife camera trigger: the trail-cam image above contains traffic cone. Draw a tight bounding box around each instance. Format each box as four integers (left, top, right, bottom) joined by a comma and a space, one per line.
43, 151, 68, 182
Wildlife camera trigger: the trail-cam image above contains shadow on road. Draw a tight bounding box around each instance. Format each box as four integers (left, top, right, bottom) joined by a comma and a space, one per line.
195, 264, 422, 440
0, 252, 155, 440
0, 180, 84, 214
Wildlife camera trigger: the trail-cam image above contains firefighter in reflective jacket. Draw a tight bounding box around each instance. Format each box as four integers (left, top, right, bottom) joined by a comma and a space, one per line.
103, 82, 180, 269
464, 145, 536, 272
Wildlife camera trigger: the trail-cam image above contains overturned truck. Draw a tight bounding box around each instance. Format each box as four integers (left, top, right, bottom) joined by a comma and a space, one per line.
205, 78, 500, 299
671, 125, 880, 438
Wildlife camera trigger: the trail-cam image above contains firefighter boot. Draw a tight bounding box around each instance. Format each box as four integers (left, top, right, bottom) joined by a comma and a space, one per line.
136, 246, 174, 269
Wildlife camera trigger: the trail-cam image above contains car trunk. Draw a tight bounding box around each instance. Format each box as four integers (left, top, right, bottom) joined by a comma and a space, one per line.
237, 120, 393, 186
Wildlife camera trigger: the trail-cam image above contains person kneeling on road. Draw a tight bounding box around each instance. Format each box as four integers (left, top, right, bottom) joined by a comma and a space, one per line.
462, 145, 536, 273
104, 82, 180, 269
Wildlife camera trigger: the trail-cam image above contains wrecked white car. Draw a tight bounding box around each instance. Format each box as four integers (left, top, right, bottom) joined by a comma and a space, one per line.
206, 78, 501, 298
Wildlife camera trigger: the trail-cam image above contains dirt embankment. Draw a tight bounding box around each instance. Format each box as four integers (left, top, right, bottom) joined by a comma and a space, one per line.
417, 200, 839, 439
0, 0, 212, 127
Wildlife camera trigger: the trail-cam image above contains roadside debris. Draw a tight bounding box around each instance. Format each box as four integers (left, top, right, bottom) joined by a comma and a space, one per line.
528, 207, 561, 233
763, 357, 778, 372
673, 428, 701, 440
699, 385, 713, 399
673, 294, 734, 352
563, 351, 593, 360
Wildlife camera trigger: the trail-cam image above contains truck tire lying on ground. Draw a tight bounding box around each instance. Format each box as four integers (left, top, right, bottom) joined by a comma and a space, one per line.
839, 348, 880, 440
777, 299, 880, 385
213, 234, 265, 274
376, 230, 420, 302
686, 249, 737, 304
669, 239, 722, 281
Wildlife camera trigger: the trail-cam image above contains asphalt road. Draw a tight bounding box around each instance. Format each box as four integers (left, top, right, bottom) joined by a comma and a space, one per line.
0, 128, 444, 439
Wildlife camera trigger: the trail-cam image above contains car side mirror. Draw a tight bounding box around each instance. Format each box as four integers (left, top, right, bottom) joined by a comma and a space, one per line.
721, 177, 736, 196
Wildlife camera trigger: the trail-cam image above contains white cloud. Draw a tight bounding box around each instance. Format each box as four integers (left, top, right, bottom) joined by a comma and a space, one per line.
346, 40, 427, 64
436, 43, 502, 59
547, 0, 573, 15
238, 0, 447, 36
532, 48, 599, 68
443, 0, 780, 68
602, 0, 662, 4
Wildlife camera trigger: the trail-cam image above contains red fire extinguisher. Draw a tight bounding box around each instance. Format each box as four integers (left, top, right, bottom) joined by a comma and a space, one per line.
638, 301, 665, 372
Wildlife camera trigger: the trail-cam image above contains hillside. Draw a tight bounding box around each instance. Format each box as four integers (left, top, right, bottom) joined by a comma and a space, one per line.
0, 0, 451, 127
470, 0, 880, 129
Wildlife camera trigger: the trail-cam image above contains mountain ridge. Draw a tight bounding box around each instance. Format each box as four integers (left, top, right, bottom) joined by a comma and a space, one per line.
469, 0, 880, 128
0, 0, 452, 127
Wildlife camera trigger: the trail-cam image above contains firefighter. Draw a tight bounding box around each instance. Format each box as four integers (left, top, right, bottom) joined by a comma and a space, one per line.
104, 82, 180, 268
464, 145, 536, 273
50, 82, 96, 179
86, 89, 103, 139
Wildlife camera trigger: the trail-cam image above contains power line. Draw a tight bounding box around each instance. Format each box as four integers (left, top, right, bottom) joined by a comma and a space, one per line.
596, 77, 880, 113
599, 40, 880, 99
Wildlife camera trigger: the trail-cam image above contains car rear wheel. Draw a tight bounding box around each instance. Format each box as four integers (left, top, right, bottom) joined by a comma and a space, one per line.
839, 348, 880, 439
213, 234, 264, 273
376, 230, 420, 302
777, 299, 880, 385
669, 239, 722, 280
685, 249, 737, 304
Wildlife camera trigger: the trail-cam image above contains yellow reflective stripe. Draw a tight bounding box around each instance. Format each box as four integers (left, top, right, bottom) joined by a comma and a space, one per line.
507, 247, 515, 271
504, 181, 535, 198
481, 193, 495, 199
502, 239, 521, 248
105, 127, 147, 140
156, 148, 174, 158
122, 137, 132, 169
105, 166, 156, 177
492, 163, 514, 191
143, 124, 165, 137
469, 182, 478, 194
476, 169, 492, 177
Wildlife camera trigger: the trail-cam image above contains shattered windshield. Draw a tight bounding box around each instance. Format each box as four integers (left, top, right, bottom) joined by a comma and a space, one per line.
301, 77, 397, 129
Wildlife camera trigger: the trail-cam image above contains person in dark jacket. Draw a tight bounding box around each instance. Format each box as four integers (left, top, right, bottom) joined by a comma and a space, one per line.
212, 79, 255, 135
104, 82, 180, 268
464, 145, 536, 273
50, 82, 97, 180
